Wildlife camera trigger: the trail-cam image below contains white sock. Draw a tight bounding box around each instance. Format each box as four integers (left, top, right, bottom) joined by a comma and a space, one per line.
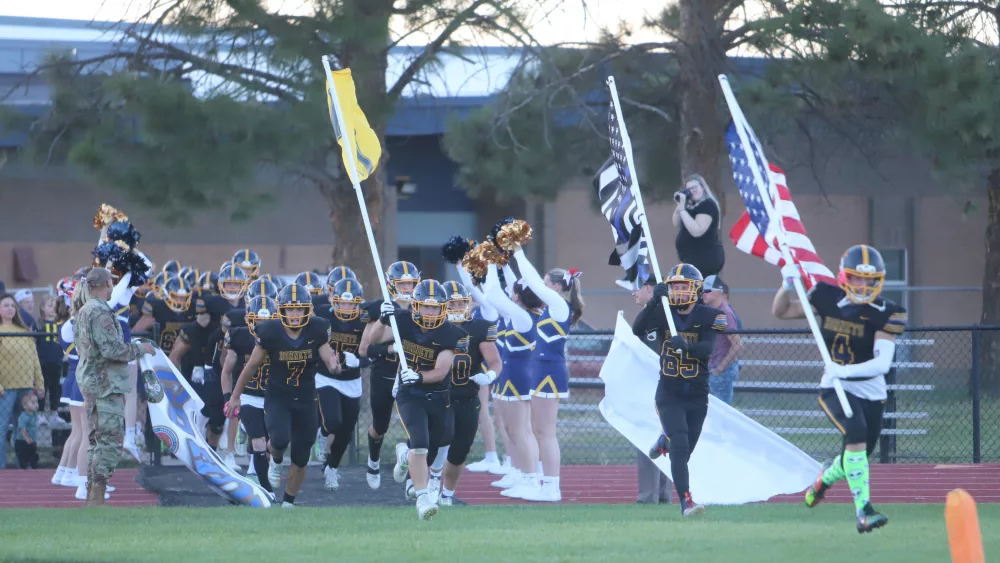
368, 457, 379, 470
527, 473, 540, 484
537, 462, 544, 474
503, 455, 512, 466
125, 427, 135, 442
442, 487, 455, 497
484, 451, 499, 464
430, 469, 442, 479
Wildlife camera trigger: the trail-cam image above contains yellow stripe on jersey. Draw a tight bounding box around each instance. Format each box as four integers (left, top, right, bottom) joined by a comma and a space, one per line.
486, 323, 499, 342
712, 313, 728, 331
536, 317, 567, 337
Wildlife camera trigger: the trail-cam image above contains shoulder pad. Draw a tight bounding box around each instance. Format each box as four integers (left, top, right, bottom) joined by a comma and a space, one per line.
881, 302, 907, 335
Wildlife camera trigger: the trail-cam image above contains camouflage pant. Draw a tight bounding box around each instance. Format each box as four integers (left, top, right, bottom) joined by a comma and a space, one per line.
85, 393, 125, 486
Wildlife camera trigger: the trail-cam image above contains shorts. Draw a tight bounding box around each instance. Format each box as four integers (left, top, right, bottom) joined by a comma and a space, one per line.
264, 390, 319, 466
817, 388, 885, 455
60, 370, 84, 407
446, 394, 481, 466
531, 359, 570, 399
394, 387, 452, 451
239, 403, 268, 440
497, 357, 534, 402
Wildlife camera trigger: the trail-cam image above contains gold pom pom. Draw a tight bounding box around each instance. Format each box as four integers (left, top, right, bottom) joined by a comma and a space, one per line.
481, 240, 511, 267
94, 204, 129, 230
495, 219, 532, 252
462, 243, 490, 280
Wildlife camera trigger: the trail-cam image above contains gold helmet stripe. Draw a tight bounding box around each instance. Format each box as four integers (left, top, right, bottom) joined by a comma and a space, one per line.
402, 262, 409, 276
428, 281, 434, 297
861, 245, 870, 266
291, 284, 297, 301
340, 266, 346, 279
345, 280, 352, 294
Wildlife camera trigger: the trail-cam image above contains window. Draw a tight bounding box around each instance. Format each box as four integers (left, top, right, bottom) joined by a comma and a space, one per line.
880, 248, 907, 283
877, 248, 909, 360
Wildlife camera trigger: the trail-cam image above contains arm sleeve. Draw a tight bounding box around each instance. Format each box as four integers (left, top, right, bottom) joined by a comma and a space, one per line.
485, 280, 533, 334
688, 327, 718, 361
456, 263, 498, 321
502, 264, 518, 298
91, 311, 143, 363
841, 338, 895, 379
512, 250, 570, 323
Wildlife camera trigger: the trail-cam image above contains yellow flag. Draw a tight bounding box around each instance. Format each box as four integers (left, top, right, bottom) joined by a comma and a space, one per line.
326, 68, 382, 182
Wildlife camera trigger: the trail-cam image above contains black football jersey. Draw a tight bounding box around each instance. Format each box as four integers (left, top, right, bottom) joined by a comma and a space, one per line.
394, 312, 468, 393
808, 282, 907, 370
253, 317, 331, 400
633, 302, 726, 397
142, 294, 195, 353
128, 293, 145, 327
311, 294, 330, 310
315, 304, 370, 381
450, 318, 499, 398
225, 326, 267, 397
364, 299, 402, 381
176, 320, 219, 377
222, 308, 247, 332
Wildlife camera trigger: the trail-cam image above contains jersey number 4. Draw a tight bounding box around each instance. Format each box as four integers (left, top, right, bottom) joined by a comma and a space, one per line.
451, 353, 472, 386
831, 333, 856, 366
660, 343, 698, 379
286, 360, 306, 387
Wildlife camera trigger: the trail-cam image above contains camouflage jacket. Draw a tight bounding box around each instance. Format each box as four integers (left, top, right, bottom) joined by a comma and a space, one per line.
75, 297, 143, 399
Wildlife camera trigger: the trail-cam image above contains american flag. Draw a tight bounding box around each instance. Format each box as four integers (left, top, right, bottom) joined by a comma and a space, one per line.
724, 120, 836, 289
593, 99, 650, 291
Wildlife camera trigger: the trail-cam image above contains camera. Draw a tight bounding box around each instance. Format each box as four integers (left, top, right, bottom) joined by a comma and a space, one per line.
674, 188, 692, 203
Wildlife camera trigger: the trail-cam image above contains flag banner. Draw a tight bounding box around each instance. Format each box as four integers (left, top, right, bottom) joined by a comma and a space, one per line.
325, 67, 382, 182
598, 313, 819, 504
593, 98, 651, 290
139, 349, 273, 508
724, 121, 836, 289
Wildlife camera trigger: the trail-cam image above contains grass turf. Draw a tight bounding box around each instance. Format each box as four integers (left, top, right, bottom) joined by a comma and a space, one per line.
2, 503, 996, 562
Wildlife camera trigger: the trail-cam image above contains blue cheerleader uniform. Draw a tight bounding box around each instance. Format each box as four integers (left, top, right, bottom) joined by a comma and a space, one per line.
532, 299, 571, 399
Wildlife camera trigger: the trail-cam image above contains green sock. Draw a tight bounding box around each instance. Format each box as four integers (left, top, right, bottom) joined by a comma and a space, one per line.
821, 454, 846, 485
842, 450, 871, 516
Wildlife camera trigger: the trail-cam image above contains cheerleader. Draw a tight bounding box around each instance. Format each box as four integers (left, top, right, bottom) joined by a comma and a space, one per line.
455, 264, 513, 475
527, 265, 583, 502
51, 284, 83, 489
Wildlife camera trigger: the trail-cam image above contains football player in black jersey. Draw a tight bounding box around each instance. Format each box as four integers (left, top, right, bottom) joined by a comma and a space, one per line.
227, 283, 342, 508
367, 279, 467, 520
773, 245, 905, 533
132, 275, 195, 352
313, 278, 371, 491
198, 271, 219, 296
437, 281, 501, 506
357, 260, 420, 489
633, 263, 726, 518
245, 277, 278, 304
222, 296, 278, 491
163, 260, 182, 278
326, 265, 357, 293
232, 249, 261, 280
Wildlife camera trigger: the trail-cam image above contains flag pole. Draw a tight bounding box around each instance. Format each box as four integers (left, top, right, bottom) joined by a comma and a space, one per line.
322, 55, 408, 371
718, 74, 852, 418
607, 76, 678, 339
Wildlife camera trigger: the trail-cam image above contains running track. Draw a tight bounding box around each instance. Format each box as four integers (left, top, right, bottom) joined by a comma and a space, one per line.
454, 464, 1000, 505
3, 465, 998, 508
0, 469, 158, 508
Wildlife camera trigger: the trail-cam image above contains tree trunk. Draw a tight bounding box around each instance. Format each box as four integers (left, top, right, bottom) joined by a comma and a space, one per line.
980, 167, 1000, 396
677, 0, 727, 215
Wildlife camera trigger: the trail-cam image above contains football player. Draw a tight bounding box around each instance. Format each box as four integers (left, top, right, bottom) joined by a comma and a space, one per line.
326, 266, 357, 294
367, 279, 467, 520
357, 260, 420, 489
245, 278, 278, 305
232, 249, 261, 280
198, 271, 219, 296
132, 275, 195, 353
162, 260, 182, 278
437, 281, 500, 506
314, 278, 371, 490
773, 245, 905, 533
227, 284, 342, 508
221, 296, 278, 490
634, 263, 726, 517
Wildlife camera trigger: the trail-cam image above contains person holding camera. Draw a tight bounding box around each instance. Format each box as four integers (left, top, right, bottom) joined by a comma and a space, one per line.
673, 174, 725, 278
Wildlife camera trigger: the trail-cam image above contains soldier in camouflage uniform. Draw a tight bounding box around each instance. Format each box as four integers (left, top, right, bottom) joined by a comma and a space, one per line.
73, 268, 155, 507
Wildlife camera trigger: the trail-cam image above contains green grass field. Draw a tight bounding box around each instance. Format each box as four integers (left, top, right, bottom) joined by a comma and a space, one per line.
3, 504, 997, 562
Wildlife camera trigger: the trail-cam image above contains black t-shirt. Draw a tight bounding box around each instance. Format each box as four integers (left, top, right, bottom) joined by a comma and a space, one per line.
225, 326, 266, 397
393, 312, 467, 393
808, 282, 907, 370
632, 301, 726, 398
450, 318, 499, 398
253, 317, 331, 400
674, 199, 725, 277
315, 304, 369, 381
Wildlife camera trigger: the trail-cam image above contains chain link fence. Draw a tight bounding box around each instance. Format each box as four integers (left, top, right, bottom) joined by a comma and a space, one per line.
7, 325, 997, 468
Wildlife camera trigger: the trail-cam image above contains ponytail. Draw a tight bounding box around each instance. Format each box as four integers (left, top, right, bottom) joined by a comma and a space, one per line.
70, 267, 94, 319
546, 268, 585, 326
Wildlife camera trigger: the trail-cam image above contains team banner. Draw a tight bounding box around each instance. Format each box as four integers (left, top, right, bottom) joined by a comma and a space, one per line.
598, 313, 819, 504
139, 348, 273, 507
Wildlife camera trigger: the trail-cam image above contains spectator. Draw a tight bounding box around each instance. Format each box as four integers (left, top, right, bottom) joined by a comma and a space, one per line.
36, 295, 69, 426
15, 289, 38, 331
0, 292, 45, 469
631, 276, 672, 504
672, 174, 725, 277
703, 276, 742, 405
15, 393, 40, 469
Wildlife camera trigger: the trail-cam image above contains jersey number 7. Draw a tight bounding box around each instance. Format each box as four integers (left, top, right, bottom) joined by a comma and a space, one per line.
286, 360, 306, 387
660, 343, 698, 379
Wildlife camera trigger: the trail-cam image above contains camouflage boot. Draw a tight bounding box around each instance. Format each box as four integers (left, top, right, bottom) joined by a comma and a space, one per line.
85, 481, 107, 507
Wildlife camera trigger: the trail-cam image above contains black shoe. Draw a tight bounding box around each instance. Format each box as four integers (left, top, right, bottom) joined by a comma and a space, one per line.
857, 503, 889, 533
648, 434, 669, 460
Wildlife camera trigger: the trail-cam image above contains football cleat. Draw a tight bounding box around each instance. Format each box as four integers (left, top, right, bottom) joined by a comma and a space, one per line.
367, 462, 381, 490
323, 467, 340, 491
682, 492, 705, 517
268, 458, 283, 489
648, 434, 670, 460
416, 492, 438, 521
393, 443, 410, 483
857, 503, 889, 533
405, 478, 417, 501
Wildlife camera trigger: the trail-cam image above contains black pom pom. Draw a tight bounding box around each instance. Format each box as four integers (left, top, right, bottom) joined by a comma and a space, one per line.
491, 217, 515, 241
93, 241, 128, 266
92, 242, 149, 287
122, 252, 150, 287
471, 274, 486, 286
441, 236, 474, 264
105, 220, 141, 249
